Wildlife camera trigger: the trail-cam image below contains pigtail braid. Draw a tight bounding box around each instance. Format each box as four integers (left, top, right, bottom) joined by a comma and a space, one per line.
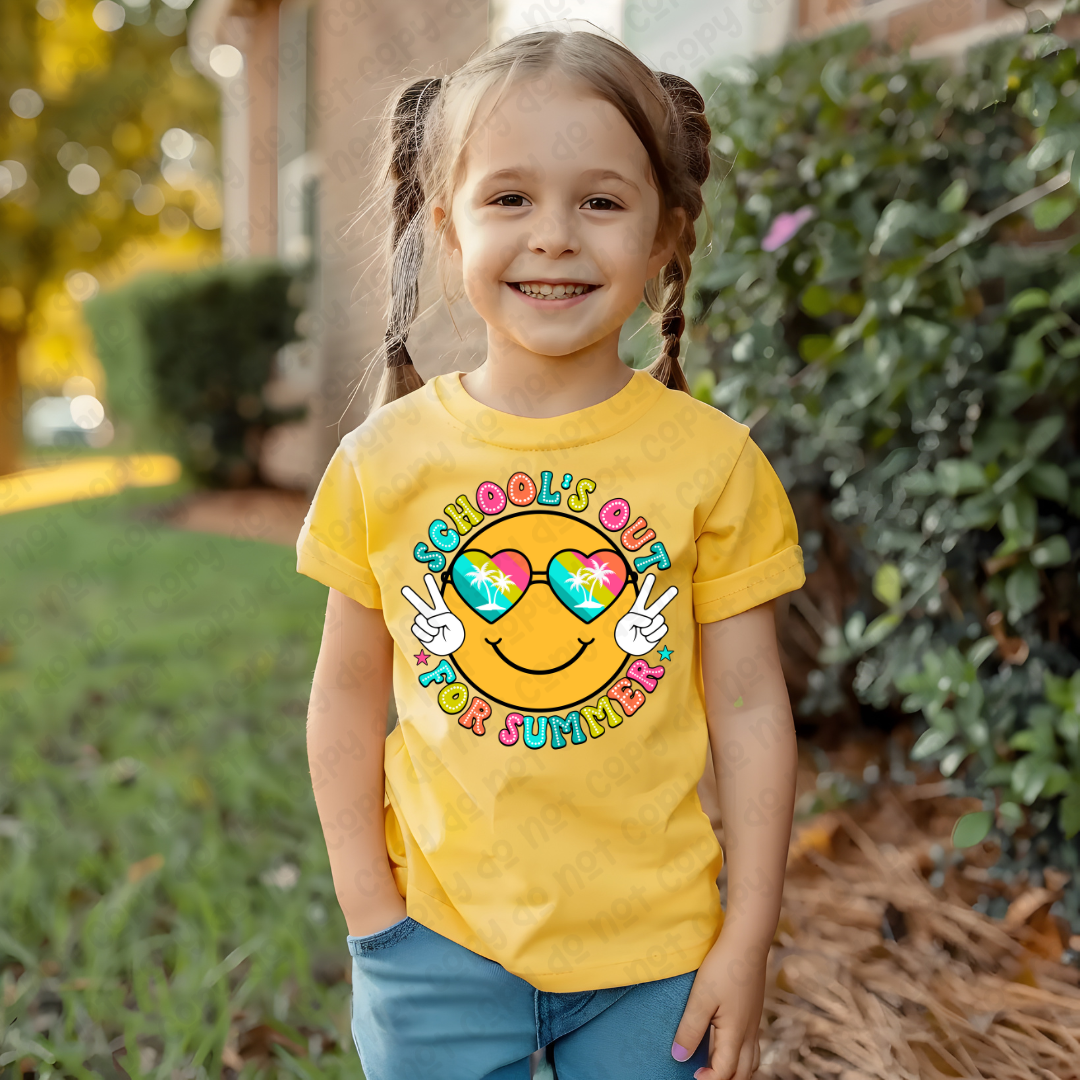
372, 76, 442, 410
645, 72, 711, 396
651, 262, 692, 394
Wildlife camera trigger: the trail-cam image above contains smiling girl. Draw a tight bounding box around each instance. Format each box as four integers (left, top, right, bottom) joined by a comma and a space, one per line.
297, 28, 805, 1080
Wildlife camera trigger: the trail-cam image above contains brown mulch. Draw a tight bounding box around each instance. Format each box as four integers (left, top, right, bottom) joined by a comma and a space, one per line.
159, 487, 309, 547
754, 783, 1080, 1080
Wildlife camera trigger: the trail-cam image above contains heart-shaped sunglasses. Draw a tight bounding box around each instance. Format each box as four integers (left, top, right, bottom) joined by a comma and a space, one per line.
444, 547, 636, 624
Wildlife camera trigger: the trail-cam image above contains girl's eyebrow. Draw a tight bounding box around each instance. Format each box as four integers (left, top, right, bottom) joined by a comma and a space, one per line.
477, 167, 640, 192
579, 168, 640, 192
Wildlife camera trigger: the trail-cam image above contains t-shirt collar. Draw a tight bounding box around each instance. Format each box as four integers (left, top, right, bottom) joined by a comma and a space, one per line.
432, 368, 666, 451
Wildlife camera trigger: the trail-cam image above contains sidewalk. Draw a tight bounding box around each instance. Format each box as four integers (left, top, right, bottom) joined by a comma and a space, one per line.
0, 455, 181, 516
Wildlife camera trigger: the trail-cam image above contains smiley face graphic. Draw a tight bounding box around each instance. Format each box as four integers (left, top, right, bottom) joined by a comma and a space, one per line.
402, 509, 677, 712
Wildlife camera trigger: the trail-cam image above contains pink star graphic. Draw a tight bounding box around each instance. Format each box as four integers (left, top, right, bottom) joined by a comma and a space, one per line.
414, 649, 431, 666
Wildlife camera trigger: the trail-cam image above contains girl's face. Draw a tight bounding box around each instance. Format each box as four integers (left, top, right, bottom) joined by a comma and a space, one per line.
438, 73, 679, 360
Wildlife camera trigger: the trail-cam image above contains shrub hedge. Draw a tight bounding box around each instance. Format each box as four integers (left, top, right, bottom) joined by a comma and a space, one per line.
85, 260, 304, 487
684, 12, 1080, 923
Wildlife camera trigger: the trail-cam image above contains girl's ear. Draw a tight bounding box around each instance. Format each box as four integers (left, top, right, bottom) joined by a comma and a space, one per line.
434, 205, 460, 257
647, 207, 686, 277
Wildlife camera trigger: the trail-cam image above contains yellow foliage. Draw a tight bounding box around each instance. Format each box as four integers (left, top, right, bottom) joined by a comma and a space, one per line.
111, 121, 144, 156
38, 0, 113, 99
19, 283, 106, 394
0, 288, 26, 332
19, 229, 219, 398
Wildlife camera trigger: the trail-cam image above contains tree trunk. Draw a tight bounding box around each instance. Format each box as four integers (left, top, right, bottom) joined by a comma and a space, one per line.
0, 329, 23, 476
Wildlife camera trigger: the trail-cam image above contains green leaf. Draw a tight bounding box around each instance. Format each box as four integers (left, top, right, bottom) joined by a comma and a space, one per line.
940, 746, 967, 777
1025, 415, 1065, 456
1032, 194, 1075, 231
871, 200, 919, 253
1050, 271, 1080, 309
798, 334, 832, 362
872, 563, 902, 605
1058, 710, 1080, 746
937, 178, 969, 213
1026, 132, 1071, 172
1016, 78, 1058, 123
982, 764, 1013, 787
1043, 764, 1072, 798
845, 610, 867, 645
1005, 562, 1041, 616
1026, 462, 1070, 504
879, 447, 919, 481
1009, 729, 1042, 752
1060, 788, 1080, 839
1031, 535, 1071, 568
968, 636, 999, 668
903, 470, 939, 496
911, 726, 953, 760
998, 492, 1037, 551
952, 810, 992, 848
862, 611, 901, 647
691, 369, 716, 403
998, 800, 1025, 832
820, 55, 849, 105
935, 459, 987, 496
1010, 333, 1045, 373
1008, 288, 1050, 315
959, 494, 999, 529
1044, 671, 1074, 710
1013, 756, 1054, 804
800, 284, 834, 317
1025, 32, 1068, 59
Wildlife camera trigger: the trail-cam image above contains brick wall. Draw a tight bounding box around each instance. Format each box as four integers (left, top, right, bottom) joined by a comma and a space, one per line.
797, 0, 1064, 55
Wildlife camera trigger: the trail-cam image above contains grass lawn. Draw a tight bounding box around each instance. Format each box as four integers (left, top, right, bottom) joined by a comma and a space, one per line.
0, 486, 362, 1080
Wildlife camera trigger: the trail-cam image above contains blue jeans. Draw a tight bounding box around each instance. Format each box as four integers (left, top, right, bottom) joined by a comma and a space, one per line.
347, 917, 708, 1080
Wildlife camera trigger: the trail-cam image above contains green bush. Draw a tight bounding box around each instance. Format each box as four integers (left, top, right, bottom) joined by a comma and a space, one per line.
85, 260, 305, 486
684, 13, 1080, 919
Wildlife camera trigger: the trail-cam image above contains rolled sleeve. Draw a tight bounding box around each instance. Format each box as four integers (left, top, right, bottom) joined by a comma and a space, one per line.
692, 436, 804, 623
296, 440, 382, 609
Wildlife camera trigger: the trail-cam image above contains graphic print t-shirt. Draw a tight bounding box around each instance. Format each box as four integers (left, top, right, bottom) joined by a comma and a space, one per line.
296, 370, 804, 992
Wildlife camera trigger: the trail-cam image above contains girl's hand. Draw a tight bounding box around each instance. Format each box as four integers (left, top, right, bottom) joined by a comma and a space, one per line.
402, 573, 466, 655
344, 891, 408, 938
671, 935, 766, 1080
614, 573, 678, 655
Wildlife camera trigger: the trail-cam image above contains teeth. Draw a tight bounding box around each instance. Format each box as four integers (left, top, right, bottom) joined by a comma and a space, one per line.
516, 283, 590, 299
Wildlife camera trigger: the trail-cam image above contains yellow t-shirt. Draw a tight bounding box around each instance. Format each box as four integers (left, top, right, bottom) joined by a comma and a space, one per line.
296, 369, 804, 991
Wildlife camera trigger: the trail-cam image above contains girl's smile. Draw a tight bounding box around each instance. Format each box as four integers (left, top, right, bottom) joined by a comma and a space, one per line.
508, 280, 600, 308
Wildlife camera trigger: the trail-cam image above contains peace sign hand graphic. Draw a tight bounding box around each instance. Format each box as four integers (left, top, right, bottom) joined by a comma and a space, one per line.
614, 574, 678, 656
401, 573, 466, 656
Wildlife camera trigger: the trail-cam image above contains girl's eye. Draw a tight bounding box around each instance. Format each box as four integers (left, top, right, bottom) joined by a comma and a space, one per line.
492, 194, 527, 207
583, 197, 620, 211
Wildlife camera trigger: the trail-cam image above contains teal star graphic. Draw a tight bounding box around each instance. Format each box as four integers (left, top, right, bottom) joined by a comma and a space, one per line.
658, 645, 673, 661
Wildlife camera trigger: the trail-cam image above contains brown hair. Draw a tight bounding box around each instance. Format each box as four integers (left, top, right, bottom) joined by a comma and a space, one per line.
363, 29, 712, 411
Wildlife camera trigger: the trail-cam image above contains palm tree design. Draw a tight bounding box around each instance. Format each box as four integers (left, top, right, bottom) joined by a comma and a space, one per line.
467, 560, 515, 612
567, 558, 616, 610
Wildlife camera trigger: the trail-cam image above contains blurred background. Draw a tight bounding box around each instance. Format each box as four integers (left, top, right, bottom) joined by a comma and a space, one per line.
3, 1, 1080, 1078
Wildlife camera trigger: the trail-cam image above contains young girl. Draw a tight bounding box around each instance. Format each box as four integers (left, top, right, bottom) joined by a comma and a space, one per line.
297, 28, 804, 1080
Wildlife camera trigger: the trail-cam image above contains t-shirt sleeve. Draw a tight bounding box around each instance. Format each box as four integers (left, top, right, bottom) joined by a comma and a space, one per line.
692, 435, 804, 623
295, 439, 382, 609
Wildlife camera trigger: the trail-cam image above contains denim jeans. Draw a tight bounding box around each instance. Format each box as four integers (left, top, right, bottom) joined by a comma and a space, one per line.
347, 917, 708, 1080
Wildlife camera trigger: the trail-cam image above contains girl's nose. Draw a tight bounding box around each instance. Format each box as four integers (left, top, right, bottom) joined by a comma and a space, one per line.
527, 212, 580, 257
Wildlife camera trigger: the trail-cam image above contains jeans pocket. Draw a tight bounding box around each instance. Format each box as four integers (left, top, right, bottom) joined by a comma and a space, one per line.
347, 915, 421, 956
